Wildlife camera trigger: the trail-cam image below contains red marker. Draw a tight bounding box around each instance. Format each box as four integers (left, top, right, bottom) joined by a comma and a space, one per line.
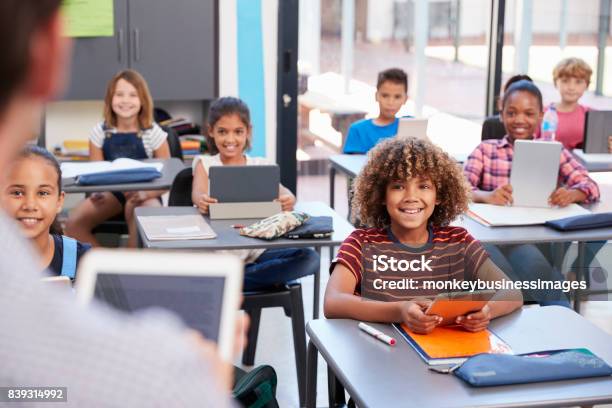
358, 322, 396, 346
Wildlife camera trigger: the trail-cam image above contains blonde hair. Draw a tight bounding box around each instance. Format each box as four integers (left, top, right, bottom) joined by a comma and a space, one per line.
103, 69, 154, 129
553, 58, 593, 85
352, 137, 471, 228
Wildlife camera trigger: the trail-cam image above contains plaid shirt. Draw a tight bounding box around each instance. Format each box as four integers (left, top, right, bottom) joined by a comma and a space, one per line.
464, 136, 600, 203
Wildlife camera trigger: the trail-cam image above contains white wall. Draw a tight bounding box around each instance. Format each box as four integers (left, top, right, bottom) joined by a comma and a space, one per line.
261, 0, 278, 162
45, 101, 103, 149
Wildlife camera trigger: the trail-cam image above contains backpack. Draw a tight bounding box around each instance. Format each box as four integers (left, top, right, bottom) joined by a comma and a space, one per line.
232, 365, 279, 408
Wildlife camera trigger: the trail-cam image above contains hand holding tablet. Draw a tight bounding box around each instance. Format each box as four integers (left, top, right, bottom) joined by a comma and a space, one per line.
425, 290, 496, 327
75, 249, 243, 361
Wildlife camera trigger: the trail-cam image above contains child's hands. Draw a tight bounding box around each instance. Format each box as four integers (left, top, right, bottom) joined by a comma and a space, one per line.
124, 191, 149, 206
195, 193, 218, 214
548, 187, 586, 207
400, 300, 441, 334
276, 194, 296, 211
608, 136, 612, 154
456, 304, 491, 332
485, 184, 513, 206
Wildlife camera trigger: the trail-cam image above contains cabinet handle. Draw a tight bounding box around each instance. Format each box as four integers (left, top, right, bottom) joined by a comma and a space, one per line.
133, 28, 141, 61
117, 29, 124, 62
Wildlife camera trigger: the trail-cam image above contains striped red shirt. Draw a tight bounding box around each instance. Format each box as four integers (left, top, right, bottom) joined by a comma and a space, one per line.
331, 226, 489, 300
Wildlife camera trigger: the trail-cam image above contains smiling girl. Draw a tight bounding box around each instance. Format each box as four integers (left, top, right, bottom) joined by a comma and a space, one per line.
65, 70, 170, 247
324, 137, 522, 334
2, 146, 90, 279
191, 96, 319, 291
464, 80, 599, 306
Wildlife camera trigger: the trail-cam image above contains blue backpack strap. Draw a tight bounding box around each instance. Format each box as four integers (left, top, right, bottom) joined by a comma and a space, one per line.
61, 236, 78, 279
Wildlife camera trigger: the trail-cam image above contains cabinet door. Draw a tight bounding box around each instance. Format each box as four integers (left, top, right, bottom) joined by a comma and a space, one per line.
63, 0, 128, 100
128, 0, 216, 100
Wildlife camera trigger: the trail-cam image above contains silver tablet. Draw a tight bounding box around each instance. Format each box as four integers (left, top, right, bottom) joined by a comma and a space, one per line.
75, 249, 243, 361
584, 110, 612, 154
510, 140, 562, 207
396, 118, 429, 140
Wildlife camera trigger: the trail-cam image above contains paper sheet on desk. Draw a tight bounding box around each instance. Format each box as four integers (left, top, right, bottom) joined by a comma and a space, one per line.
61, 158, 164, 178
138, 215, 216, 240
468, 203, 591, 226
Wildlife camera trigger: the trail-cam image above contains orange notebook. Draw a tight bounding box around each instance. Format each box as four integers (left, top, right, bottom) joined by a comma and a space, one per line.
393, 323, 512, 365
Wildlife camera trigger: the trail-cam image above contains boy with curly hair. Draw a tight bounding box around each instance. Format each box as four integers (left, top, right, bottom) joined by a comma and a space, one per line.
324, 137, 522, 334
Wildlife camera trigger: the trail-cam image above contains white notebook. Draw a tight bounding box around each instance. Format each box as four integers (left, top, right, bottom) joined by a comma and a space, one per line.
61, 158, 164, 179
139, 215, 217, 240
468, 203, 590, 227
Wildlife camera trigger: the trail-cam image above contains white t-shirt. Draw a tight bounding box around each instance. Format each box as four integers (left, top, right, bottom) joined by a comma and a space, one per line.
192, 153, 271, 174
192, 153, 273, 263
89, 122, 168, 158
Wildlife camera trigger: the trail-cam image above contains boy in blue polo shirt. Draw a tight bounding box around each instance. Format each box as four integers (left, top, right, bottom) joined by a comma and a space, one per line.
343, 68, 409, 154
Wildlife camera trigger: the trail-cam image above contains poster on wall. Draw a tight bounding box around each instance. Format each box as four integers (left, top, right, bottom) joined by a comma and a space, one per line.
62, 0, 114, 37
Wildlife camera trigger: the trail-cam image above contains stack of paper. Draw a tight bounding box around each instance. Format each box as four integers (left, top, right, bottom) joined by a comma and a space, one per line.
61, 158, 164, 179
139, 215, 216, 241
468, 203, 591, 227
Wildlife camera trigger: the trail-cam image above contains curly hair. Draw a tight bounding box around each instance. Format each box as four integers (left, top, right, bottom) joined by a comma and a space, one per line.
351, 137, 470, 228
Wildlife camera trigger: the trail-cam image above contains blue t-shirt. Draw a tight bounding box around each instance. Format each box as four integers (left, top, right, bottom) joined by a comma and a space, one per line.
342, 118, 399, 154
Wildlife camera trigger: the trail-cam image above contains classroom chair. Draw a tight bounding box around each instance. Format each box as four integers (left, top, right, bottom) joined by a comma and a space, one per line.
168, 169, 309, 406
481, 114, 506, 140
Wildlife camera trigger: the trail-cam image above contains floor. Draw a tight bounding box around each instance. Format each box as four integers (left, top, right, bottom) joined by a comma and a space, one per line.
234, 173, 612, 408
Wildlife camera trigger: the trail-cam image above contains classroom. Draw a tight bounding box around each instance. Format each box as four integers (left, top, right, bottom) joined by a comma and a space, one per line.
2, 0, 612, 407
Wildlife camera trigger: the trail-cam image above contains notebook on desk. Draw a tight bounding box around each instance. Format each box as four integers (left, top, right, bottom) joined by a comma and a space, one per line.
393, 323, 512, 366
138, 214, 216, 240
468, 203, 591, 227
61, 158, 163, 179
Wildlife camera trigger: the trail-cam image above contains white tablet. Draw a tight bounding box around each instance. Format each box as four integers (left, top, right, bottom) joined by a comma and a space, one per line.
510, 140, 562, 207
75, 249, 243, 361
396, 118, 429, 140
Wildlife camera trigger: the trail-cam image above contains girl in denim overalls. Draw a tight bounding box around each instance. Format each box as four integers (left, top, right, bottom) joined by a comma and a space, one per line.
65, 70, 170, 247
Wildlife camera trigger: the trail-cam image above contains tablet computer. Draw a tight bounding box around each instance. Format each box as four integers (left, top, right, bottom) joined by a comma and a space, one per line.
396, 118, 429, 140
209, 165, 279, 203
425, 290, 496, 326
583, 110, 612, 154
510, 140, 562, 207
75, 249, 243, 361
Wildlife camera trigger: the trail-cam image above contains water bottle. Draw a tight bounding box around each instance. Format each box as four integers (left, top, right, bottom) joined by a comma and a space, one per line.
541, 105, 558, 141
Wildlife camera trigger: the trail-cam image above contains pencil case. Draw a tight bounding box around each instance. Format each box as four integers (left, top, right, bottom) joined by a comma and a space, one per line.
76, 168, 162, 185
452, 349, 612, 387
545, 212, 612, 231
284, 216, 333, 239
240, 211, 309, 240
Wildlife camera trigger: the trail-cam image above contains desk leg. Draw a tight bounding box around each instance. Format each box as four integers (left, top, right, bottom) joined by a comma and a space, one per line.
330, 167, 336, 209
136, 229, 143, 248
305, 340, 318, 408
327, 365, 347, 408
313, 247, 321, 319
573, 241, 587, 313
